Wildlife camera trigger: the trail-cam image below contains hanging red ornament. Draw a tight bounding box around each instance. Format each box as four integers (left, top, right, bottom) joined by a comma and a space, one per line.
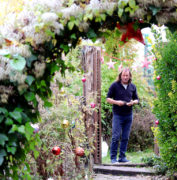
156, 75, 161, 80
155, 120, 159, 125
75, 147, 84, 157
117, 22, 145, 45
82, 77, 86, 82
52, 146, 61, 155
90, 102, 96, 108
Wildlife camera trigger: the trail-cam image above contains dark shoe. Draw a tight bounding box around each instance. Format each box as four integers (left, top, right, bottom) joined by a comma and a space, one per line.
118, 157, 130, 163
111, 159, 118, 164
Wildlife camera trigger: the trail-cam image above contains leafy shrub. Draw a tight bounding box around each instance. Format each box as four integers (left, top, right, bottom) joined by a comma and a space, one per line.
152, 29, 177, 174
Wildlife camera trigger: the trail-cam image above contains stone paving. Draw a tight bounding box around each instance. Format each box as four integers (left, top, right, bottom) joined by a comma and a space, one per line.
93, 174, 168, 180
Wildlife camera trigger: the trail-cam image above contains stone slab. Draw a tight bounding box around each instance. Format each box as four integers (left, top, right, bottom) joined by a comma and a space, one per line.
102, 163, 148, 167
93, 165, 155, 176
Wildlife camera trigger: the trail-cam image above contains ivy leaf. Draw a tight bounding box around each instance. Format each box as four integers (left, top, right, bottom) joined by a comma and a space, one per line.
70, 34, 76, 39
0, 115, 4, 123
26, 54, 37, 68
24, 92, 35, 101
68, 21, 75, 30
18, 125, 25, 134
0, 149, 6, 166
129, 0, 136, 9
0, 107, 8, 116
60, 44, 69, 53
149, 6, 161, 16
7, 146, 16, 155
10, 54, 26, 71
87, 28, 97, 39
0, 134, 8, 146
25, 122, 34, 140
5, 118, 13, 126
9, 111, 22, 123
118, 8, 124, 17
45, 29, 55, 38
26, 75, 35, 86
44, 101, 53, 108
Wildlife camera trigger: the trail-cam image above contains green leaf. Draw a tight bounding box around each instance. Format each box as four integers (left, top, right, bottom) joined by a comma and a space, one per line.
118, 8, 124, 17
149, 6, 161, 16
24, 92, 35, 101
26, 54, 37, 68
0, 115, 4, 123
125, 7, 131, 12
87, 29, 97, 39
68, 21, 75, 30
60, 44, 69, 53
0, 156, 4, 166
10, 55, 26, 71
9, 111, 22, 123
129, 0, 136, 8
0, 149, 6, 156
34, 150, 39, 159
0, 149, 6, 166
26, 75, 35, 86
45, 29, 55, 38
0, 134, 8, 146
18, 125, 25, 134
7, 146, 16, 155
0, 108, 8, 116
25, 122, 34, 140
44, 101, 53, 108
70, 33, 76, 39
5, 118, 13, 126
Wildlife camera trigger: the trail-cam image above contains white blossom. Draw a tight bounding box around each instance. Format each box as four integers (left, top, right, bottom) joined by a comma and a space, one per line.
61, 4, 83, 20
7, 44, 31, 58
33, 61, 46, 78
41, 12, 58, 23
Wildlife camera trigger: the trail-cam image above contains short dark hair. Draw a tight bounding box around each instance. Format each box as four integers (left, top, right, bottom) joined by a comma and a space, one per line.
116, 68, 132, 83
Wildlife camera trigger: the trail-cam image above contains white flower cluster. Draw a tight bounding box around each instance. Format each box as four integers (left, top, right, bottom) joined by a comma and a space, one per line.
33, 61, 46, 78
7, 44, 31, 58
85, 0, 116, 14
0, 85, 14, 103
61, 4, 83, 20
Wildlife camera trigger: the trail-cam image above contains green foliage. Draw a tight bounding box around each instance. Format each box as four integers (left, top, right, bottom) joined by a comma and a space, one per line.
142, 155, 168, 175
152, 29, 177, 174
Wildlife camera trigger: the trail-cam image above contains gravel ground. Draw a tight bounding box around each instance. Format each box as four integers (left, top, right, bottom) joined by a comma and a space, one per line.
93, 174, 168, 180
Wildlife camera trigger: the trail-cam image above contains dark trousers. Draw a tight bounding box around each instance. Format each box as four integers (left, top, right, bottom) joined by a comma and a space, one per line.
110, 113, 133, 160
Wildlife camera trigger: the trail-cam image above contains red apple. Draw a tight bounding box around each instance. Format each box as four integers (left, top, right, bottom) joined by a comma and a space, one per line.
75, 147, 84, 157
156, 75, 161, 80
90, 102, 96, 108
52, 146, 61, 155
82, 77, 86, 83
155, 120, 159, 125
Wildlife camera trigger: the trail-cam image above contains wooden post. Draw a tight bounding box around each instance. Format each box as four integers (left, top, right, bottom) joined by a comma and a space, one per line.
82, 46, 102, 166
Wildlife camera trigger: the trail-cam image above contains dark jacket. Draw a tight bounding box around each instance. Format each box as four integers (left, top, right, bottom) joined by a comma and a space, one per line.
107, 81, 139, 115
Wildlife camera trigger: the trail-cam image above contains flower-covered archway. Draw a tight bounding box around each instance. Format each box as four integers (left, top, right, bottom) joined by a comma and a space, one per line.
0, 0, 176, 178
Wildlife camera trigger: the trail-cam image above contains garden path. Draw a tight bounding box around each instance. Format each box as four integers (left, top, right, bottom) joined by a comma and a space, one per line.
93, 163, 167, 180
